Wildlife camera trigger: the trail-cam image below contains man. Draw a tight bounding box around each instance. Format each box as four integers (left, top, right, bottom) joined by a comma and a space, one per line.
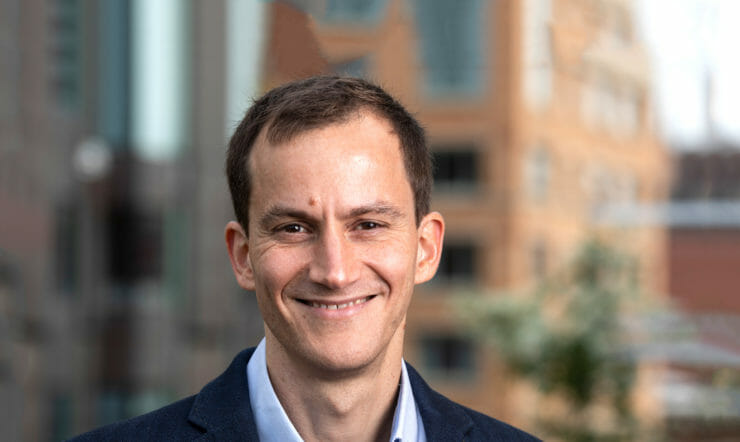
71, 76, 539, 441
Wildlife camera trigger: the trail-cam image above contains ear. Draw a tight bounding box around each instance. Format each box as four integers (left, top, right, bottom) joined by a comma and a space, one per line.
225, 221, 256, 290
414, 211, 445, 284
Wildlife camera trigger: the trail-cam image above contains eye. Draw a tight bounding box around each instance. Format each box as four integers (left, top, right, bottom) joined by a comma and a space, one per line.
278, 223, 307, 234
356, 221, 382, 230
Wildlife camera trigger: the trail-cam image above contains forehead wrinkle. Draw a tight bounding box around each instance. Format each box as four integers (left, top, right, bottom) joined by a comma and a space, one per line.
347, 202, 406, 220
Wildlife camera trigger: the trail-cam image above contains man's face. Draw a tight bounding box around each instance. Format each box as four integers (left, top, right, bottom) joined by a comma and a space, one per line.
226, 111, 443, 373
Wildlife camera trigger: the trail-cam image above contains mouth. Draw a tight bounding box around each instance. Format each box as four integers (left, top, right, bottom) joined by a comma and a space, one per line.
297, 295, 376, 311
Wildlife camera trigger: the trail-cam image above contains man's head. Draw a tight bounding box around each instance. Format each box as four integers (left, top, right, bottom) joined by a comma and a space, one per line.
224, 77, 445, 373
226, 75, 432, 229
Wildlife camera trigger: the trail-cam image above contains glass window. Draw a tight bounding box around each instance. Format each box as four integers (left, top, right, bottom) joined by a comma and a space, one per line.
163, 208, 190, 303
421, 334, 475, 377
49, 0, 82, 110
522, 0, 552, 110
98, 0, 131, 148
131, 0, 190, 161
323, 0, 387, 23
435, 243, 476, 284
530, 239, 548, 280
413, 0, 486, 96
50, 393, 74, 440
581, 71, 641, 136
99, 389, 171, 425
225, 0, 267, 139
331, 56, 369, 78
98, 391, 127, 426
1, 0, 21, 152
107, 206, 163, 285
433, 148, 478, 192
54, 203, 79, 295
127, 390, 172, 417
524, 145, 550, 203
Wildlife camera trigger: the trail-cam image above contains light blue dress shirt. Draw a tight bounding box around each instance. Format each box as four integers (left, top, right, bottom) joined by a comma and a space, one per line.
247, 338, 427, 441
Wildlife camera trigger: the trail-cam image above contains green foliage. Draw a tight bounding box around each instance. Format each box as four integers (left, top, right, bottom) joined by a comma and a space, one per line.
460, 239, 646, 440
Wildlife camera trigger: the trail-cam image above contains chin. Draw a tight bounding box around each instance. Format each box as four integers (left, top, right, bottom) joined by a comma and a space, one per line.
301, 340, 388, 375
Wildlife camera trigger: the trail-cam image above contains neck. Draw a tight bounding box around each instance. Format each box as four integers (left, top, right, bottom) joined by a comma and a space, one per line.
264, 330, 404, 442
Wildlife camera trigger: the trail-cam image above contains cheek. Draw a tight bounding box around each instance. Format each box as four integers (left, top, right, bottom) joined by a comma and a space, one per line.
363, 239, 418, 282
251, 247, 308, 294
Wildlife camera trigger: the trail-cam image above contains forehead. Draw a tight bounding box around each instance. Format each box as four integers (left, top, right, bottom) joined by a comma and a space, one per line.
248, 112, 412, 212
251, 111, 403, 173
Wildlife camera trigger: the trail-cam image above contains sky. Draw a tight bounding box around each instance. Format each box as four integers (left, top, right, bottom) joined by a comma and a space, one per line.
637, 0, 740, 148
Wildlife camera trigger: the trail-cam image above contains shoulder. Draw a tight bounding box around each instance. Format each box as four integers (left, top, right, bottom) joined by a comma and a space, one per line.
406, 363, 541, 442
68, 348, 258, 442
447, 399, 542, 442
66, 395, 199, 442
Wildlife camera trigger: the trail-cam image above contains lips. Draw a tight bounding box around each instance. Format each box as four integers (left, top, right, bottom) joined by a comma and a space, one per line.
299, 295, 375, 310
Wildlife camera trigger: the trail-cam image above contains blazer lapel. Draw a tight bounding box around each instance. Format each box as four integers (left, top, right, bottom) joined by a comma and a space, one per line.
187, 348, 260, 441
407, 363, 474, 442
182, 350, 476, 441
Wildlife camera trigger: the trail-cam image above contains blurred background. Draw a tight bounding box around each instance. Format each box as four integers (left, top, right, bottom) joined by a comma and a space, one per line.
1, 0, 739, 440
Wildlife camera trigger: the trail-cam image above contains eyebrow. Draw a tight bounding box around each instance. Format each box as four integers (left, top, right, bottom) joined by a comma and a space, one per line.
257, 201, 406, 230
348, 202, 405, 220
257, 205, 314, 231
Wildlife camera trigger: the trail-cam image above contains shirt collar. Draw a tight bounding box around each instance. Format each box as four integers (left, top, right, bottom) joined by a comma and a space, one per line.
391, 358, 427, 441
246, 338, 426, 442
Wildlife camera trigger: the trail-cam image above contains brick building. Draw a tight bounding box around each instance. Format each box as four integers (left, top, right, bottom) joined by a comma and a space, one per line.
659, 147, 740, 439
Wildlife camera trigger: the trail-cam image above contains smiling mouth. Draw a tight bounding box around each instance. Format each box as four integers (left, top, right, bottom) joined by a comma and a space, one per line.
298, 295, 376, 310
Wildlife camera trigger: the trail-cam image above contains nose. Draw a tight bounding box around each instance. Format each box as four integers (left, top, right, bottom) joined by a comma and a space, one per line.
309, 226, 359, 289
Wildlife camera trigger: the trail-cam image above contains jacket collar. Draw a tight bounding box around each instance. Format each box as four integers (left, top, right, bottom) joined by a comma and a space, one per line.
406, 363, 474, 441
185, 347, 473, 441
187, 347, 260, 441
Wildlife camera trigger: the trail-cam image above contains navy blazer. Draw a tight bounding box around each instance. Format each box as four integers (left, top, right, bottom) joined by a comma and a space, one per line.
70, 347, 540, 441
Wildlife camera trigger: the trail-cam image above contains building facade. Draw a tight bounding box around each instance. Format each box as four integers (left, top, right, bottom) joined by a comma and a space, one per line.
1, 0, 267, 439
660, 147, 740, 440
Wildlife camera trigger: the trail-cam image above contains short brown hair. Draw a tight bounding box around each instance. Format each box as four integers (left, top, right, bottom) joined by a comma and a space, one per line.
226, 75, 431, 228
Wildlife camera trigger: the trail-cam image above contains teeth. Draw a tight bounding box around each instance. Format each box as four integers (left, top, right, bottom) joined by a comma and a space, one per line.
309, 297, 370, 310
